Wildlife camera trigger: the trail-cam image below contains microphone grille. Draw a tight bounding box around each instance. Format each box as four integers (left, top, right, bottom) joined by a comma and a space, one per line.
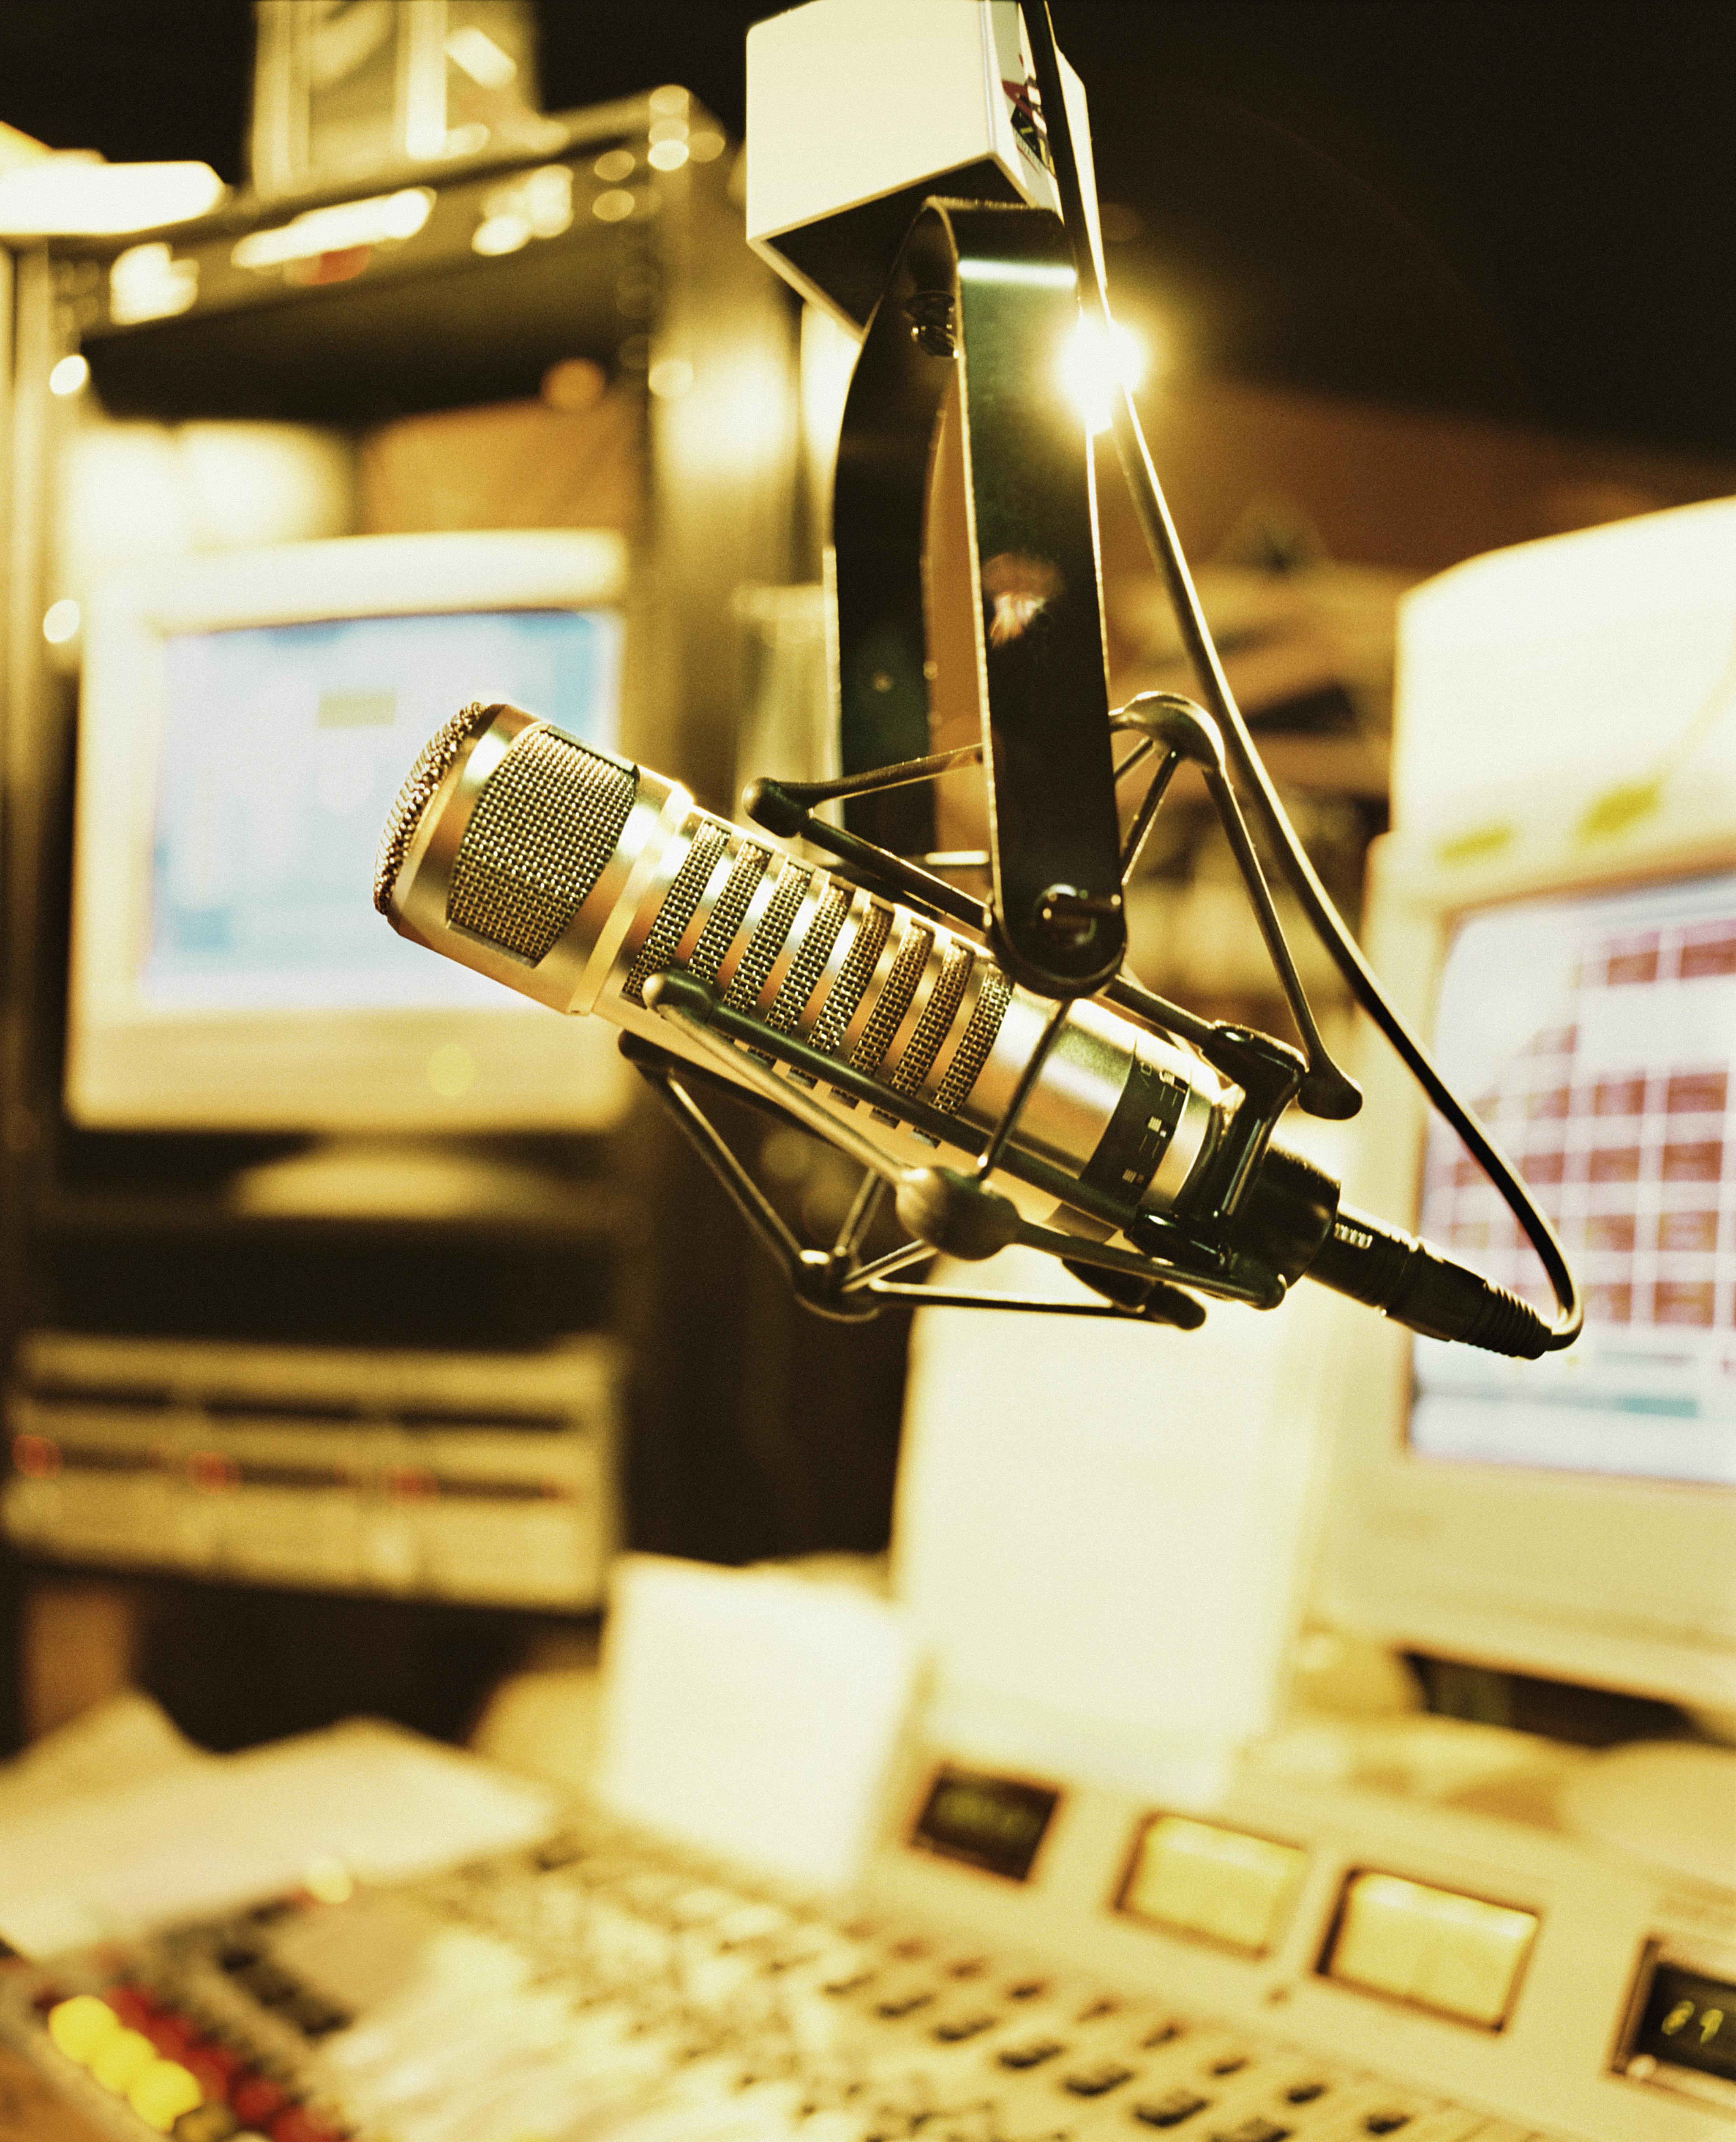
446, 725, 637, 963
374, 700, 497, 914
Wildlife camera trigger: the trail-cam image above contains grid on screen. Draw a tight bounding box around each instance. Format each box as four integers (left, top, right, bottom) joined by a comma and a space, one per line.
1419, 907, 1736, 1330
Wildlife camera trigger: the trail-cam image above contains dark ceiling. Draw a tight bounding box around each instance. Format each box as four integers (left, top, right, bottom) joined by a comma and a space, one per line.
4, 1, 1734, 459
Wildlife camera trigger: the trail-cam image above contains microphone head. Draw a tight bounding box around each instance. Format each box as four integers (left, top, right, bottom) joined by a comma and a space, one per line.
373, 700, 496, 917
374, 700, 676, 1016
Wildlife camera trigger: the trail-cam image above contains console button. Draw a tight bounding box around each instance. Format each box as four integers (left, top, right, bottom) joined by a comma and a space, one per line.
999, 2039, 1065, 2069
1134, 2089, 1210, 2127
1064, 2062, 1135, 2096
934, 2014, 998, 2042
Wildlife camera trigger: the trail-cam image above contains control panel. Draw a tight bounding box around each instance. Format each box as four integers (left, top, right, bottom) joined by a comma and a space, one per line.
4, 1332, 621, 1608
5, 1735, 1731, 2142
867, 1742, 1736, 2142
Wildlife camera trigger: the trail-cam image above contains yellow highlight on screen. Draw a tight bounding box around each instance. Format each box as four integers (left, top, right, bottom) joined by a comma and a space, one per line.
426, 1041, 476, 1099
1121, 1815, 1306, 1954
46, 1993, 120, 2063
1327, 1871, 1537, 2028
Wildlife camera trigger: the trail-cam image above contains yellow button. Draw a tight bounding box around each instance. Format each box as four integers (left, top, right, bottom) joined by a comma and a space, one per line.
128, 2055, 203, 2131
46, 1993, 120, 2064
89, 2025, 157, 2094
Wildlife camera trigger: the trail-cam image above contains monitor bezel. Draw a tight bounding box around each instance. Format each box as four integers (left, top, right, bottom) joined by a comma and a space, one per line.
1316, 818, 1736, 1711
66, 530, 635, 1135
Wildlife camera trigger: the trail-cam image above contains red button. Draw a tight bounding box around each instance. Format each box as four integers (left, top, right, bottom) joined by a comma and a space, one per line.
105, 1984, 156, 2031
271, 2107, 342, 2142
231, 2072, 289, 2125
145, 2011, 194, 2059
183, 2039, 244, 2099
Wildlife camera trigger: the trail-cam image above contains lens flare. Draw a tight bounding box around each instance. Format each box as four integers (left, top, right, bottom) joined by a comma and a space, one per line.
1059, 315, 1148, 433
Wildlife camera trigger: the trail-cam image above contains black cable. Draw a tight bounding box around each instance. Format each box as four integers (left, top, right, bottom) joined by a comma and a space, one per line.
1018, 0, 1579, 1348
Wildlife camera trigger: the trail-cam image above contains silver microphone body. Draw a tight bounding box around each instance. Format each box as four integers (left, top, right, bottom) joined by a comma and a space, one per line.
375, 702, 1232, 1247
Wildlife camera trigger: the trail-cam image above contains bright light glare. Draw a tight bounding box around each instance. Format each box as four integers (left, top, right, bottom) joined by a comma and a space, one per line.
42, 599, 80, 644
49, 354, 90, 397
1060, 316, 1148, 433
232, 188, 433, 270
445, 25, 517, 88
472, 214, 530, 256
0, 158, 223, 237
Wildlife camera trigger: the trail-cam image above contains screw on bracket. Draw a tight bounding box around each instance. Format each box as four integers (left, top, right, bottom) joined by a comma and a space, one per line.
904, 289, 956, 357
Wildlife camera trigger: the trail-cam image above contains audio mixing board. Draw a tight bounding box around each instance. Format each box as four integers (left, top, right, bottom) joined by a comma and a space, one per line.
4, 1735, 1731, 2142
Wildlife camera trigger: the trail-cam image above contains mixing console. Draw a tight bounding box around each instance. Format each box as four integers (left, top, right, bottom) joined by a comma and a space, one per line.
6, 1805, 1566, 2142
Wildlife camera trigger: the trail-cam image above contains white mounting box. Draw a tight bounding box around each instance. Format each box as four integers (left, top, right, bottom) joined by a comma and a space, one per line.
746, 0, 1101, 330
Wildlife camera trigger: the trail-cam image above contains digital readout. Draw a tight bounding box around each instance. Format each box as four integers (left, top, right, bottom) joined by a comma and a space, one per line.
1633, 1963, 1736, 2086
910, 1765, 1058, 1882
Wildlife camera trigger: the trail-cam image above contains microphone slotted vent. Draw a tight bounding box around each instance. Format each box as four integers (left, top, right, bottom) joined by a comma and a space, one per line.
768, 885, 851, 1033
890, 942, 975, 1095
851, 923, 933, 1081
447, 726, 637, 963
725, 863, 812, 1012
624, 818, 729, 1006
933, 967, 1011, 1115
374, 700, 497, 913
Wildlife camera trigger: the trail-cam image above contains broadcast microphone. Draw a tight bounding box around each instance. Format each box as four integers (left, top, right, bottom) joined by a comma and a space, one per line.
376, 701, 1552, 1358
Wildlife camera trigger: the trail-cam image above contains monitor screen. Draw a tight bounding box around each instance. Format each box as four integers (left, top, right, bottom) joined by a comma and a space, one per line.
1316, 836, 1736, 1709
68, 530, 634, 1135
1414, 870, 1736, 1491
1317, 507, 1736, 1710
145, 608, 619, 1012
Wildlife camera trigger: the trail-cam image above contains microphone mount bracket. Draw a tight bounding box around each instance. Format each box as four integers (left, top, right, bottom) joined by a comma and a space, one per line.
832, 199, 1127, 999
620, 971, 1303, 1329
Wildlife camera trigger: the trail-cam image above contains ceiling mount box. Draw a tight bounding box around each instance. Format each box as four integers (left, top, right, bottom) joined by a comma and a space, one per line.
746, 0, 1101, 329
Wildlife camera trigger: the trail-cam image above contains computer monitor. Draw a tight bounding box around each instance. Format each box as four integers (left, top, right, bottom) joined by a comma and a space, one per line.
67, 530, 631, 1134
1317, 512, 1736, 1715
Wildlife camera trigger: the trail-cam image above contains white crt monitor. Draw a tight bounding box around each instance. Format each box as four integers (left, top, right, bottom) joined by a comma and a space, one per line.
67, 530, 631, 1133
1319, 502, 1736, 1713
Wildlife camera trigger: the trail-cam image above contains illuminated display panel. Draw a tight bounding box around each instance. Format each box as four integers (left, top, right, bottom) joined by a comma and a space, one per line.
1321, 1871, 1537, 2029
145, 608, 619, 1011
1415, 870, 1736, 1489
1621, 1947, 1736, 2104
909, 1765, 1059, 1883
1118, 1814, 1305, 1956
66, 530, 632, 1133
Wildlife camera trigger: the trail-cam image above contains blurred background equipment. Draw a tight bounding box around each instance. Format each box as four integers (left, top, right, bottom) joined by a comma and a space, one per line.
0, 0, 1725, 1730
250, 1, 556, 197
0, 6, 880, 1754
0, 6, 1728, 2142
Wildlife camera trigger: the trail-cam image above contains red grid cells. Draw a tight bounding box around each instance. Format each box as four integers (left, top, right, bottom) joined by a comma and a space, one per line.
1659, 1210, 1720, 1252
1661, 1140, 1724, 1182
1655, 1279, 1717, 1326
1679, 925, 1736, 978
1593, 1075, 1647, 1116
1666, 1069, 1728, 1113
1425, 906, 1736, 1333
